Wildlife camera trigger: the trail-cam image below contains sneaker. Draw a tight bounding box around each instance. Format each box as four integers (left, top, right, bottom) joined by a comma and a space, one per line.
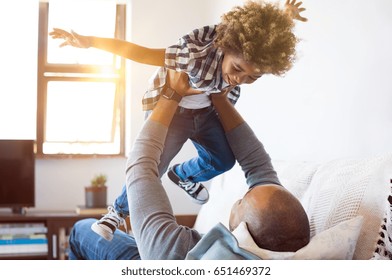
91, 205, 126, 241
167, 165, 209, 204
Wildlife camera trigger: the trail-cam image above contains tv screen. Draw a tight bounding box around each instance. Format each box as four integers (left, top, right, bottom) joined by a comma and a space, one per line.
0, 140, 35, 214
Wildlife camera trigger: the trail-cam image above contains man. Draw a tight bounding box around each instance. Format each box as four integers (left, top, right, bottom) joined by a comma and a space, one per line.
68, 70, 310, 260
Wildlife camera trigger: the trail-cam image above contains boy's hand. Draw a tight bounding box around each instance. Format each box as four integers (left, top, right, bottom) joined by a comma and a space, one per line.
285, 0, 308, 22
49, 28, 91, 48
166, 69, 202, 97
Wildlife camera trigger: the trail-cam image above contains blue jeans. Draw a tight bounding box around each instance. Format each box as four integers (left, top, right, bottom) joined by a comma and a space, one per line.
68, 218, 141, 260
114, 106, 236, 217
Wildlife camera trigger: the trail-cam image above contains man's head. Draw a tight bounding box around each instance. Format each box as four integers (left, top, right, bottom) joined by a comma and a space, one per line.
229, 184, 310, 252
215, 0, 297, 76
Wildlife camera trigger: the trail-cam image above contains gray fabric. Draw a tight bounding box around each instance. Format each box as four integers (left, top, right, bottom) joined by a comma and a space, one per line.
226, 123, 281, 189
186, 223, 260, 260
126, 120, 277, 259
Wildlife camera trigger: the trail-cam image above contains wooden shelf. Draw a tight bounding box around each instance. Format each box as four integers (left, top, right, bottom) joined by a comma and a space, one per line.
0, 211, 102, 260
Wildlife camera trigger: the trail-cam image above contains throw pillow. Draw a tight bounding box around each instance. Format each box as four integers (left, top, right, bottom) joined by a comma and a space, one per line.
232, 216, 364, 260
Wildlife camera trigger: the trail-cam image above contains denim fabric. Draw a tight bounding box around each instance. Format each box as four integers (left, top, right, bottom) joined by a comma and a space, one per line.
113, 106, 235, 217
68, 218, 140, 260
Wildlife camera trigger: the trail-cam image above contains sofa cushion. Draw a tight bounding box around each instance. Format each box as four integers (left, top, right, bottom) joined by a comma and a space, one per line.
271, 160, 320, 201
233, 216, 363, 259
300, 154, 392, 259
371, 186, 392, 259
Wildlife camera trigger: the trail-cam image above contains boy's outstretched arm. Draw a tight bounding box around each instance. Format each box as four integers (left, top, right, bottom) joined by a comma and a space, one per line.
49, 28, 165, 66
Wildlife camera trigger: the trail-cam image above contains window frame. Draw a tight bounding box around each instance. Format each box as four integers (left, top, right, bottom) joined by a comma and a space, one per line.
36, 1, 126, 158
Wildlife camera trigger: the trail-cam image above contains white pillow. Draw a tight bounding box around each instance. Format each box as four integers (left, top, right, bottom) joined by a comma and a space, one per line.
232, 216, 364, 260
300, 155, 392, 259
272, 160, 319, 201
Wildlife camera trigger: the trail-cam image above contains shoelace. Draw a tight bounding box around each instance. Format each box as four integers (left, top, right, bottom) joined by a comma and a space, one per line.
179, 181, 201, 194
99, 206, 128, 233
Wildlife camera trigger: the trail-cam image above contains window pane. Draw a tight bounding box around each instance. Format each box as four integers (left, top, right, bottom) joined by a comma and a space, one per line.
37, 1, 125, 156
47, 1, 116, 65
44, 81, 120, 155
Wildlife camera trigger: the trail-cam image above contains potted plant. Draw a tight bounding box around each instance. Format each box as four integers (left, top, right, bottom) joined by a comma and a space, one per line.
85, 173, 108, 208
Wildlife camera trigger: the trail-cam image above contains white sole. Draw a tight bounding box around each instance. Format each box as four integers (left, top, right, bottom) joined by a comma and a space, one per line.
91, 222, 114, 241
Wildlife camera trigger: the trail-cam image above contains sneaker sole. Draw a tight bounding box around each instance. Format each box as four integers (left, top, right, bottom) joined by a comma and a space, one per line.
91, 222, 114, 241
167, 164, 181, 185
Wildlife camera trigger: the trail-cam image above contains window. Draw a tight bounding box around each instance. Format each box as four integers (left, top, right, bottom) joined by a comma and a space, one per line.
37, 0, 126, 157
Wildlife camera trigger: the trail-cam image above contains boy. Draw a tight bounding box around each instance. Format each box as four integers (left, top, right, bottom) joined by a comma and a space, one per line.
50, 0, 307, 241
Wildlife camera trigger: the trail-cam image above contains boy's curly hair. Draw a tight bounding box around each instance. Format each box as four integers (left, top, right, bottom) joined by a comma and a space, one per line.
214, 0, 297, 76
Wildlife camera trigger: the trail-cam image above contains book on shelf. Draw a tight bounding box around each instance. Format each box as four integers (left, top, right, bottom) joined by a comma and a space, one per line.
75, 205, 108, 215
0, 223, 47, 235
0, 234, 47, 245
0, 233, 48, 255
0, 244, 48, 255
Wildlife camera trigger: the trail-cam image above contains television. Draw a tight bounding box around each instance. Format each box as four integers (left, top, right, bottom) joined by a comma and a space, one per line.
0, 140, 35, 214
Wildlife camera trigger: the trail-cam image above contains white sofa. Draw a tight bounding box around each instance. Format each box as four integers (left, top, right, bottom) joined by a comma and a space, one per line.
192, 154, 392, 260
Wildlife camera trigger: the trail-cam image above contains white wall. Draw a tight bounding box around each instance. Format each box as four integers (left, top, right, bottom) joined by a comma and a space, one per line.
235, 0, 392, 162
0, 1, 38, 139
2, 0, 392, 213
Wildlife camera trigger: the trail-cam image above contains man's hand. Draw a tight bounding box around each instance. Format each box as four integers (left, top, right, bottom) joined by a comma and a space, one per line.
49, 28, 91, 48
166, 69, 202, 97
210, 86, 235, 103
285, 0, 308, 22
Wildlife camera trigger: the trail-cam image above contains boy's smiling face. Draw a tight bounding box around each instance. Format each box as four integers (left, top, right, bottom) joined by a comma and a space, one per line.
221, 52, 263, 86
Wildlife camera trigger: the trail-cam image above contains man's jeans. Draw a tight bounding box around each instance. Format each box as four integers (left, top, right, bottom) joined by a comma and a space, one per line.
114, 106, 235, 216
68, 218, 140, 260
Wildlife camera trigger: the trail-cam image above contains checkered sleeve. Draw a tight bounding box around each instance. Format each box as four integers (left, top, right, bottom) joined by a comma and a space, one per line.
142, 68, 166, 111
227, 86, 241, 105
165, 25, 217, 74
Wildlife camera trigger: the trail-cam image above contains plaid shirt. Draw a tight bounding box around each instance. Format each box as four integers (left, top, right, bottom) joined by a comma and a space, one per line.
142, 25, 241, 111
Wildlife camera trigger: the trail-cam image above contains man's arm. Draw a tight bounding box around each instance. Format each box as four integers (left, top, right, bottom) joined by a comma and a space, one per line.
126, 70, 203, 260
49, 28, 165, 66
210, 87, 244, 132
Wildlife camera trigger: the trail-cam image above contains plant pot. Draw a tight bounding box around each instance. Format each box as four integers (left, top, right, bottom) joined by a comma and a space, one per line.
85, 186, 107, 208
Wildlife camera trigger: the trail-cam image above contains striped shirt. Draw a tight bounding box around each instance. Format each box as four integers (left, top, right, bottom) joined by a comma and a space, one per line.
142, 25, 241, 111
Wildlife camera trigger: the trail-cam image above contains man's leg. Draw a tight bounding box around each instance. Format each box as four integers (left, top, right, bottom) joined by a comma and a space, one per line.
69, 218, 140, 260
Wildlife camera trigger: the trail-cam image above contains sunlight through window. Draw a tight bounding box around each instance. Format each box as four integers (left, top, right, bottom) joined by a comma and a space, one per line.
47, 1, 116, 65
37, 0, 126, 156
